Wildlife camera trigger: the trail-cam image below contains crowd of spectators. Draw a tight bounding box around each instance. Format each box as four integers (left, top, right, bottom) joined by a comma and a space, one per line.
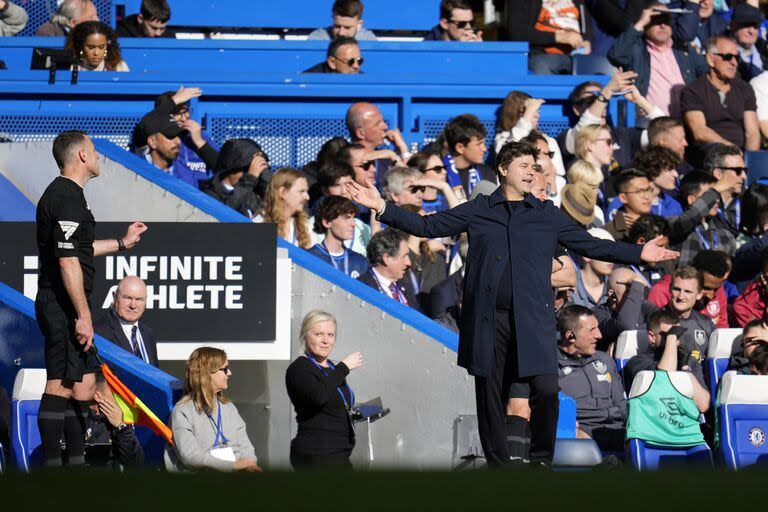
4, 0, 768, 470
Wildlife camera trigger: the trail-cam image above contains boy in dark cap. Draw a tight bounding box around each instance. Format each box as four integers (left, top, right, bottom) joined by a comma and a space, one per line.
199, 138, 271, 219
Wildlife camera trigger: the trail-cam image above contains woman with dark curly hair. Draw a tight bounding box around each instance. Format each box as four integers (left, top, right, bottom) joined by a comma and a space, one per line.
65, 20, 129, 72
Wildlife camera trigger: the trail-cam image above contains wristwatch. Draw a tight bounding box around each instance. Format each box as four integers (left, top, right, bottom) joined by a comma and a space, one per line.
117, 423, 133, 433
597, 93, 609, 104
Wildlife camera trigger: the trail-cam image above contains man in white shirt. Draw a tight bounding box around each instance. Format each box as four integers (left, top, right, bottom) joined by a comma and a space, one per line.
357, 228, 419, 309
94, 276, 158, 366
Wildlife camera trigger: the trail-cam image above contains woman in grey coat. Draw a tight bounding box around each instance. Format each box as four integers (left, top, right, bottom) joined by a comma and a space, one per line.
165, 347, 261, 472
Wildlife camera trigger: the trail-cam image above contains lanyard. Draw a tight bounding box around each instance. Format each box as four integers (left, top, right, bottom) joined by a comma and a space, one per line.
320, 242, 349, 275
409, 269, 420, 296
207, 399, 229, 448
718, 198, 741, 231
372, 271, 408, 305
694, 226, 719, 250
444, 154, 479, 201
629, 265, 651, 287
304, 353, 355, 410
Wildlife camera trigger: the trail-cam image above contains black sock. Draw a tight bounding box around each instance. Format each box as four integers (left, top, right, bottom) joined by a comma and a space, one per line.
63, 399, 90, 467
37, 394, 67, 467
505, 415, 531, 464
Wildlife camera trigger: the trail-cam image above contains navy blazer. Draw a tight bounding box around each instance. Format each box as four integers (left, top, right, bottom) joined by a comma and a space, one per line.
379, 189, 644, 377
357, 269, 421, 312
94, 308, 159, 367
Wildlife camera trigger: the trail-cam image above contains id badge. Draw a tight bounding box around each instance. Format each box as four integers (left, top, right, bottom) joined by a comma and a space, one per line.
210, 446, 236, 462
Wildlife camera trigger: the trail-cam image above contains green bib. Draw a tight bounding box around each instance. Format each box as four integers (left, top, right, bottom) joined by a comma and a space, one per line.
626, 371, 704, 447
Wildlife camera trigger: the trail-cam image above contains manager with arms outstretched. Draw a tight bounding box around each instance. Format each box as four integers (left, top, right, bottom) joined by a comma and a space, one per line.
347, 141, 678, 468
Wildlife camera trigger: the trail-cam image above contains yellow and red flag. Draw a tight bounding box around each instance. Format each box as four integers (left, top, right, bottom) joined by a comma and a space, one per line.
100, 362, 174, 445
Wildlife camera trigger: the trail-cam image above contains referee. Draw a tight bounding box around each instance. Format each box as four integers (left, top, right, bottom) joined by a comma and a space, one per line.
36, 130, 147, 467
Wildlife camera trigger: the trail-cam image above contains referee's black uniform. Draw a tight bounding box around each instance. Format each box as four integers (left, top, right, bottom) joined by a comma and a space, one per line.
35, 175, 97, 466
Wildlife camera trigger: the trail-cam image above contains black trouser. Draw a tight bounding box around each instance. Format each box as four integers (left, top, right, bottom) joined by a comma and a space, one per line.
474, 309, 560, 467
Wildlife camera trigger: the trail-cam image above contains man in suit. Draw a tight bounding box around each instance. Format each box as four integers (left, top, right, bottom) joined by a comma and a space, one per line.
347, 141, 678, 467
95, 276, 158, 367
357, 228, 419, 310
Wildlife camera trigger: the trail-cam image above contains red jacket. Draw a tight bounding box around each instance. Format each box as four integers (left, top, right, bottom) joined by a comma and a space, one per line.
647, 274, 729, 328
733, 279, 768, 327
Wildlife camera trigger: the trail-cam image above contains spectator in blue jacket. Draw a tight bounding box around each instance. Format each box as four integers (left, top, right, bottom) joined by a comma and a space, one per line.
671, 0, 729, 53
608, 4, 707, 118
308, 0, 376, 41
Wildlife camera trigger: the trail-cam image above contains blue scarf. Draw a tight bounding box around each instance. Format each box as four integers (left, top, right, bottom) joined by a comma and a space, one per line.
444, 154, 480, 201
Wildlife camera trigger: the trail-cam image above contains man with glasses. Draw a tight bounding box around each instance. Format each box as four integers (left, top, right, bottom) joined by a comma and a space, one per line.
605, 169, 655, 241
304, 37, 363, 74
680, 34, 760, 166
608, 4, 706, 118
703, 143, 746, 236
424, 0, 482, 42
381, 166, 424, 209
729, 3, 768, 81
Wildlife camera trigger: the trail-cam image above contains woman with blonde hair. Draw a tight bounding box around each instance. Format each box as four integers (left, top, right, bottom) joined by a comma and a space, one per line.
574, 124, 615, 169
259, 167, 312, 249
565, 159, 605, 226
286, 310, 363, 470
166, 347, 261, 472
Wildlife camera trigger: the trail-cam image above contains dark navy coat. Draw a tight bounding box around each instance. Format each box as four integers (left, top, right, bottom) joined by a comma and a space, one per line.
379, 188, 644, 378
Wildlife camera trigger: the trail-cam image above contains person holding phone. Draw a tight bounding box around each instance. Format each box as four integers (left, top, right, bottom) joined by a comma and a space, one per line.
286, 310, 363, 470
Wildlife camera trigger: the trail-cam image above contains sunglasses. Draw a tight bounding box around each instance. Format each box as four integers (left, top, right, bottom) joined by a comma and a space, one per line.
424, 165, 446, 173
409, 185, 426, 193
215, 365, 230, 374
448, 19, 475, 29
542, 150, 555, 159
360, 161, 374, 170
334, 56, 364, 66
719, 166, 747, 175
713, 52, 739, 62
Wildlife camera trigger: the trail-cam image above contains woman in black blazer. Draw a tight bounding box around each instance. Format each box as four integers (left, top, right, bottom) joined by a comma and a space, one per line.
285, 310, 363, 470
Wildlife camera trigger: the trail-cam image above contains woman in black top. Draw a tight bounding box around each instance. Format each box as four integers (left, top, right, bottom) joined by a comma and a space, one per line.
286, 310, 363, 470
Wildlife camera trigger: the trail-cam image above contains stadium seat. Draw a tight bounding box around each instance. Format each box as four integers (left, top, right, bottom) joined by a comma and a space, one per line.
552, 438, 603, 469
572, 55, 617, 76
717, 372, 768, 470
626, 371, 713, 470
614, 330, 639, 374
10, 369, 46, 472
706, 328, 741, 406
746, 151, 768, 186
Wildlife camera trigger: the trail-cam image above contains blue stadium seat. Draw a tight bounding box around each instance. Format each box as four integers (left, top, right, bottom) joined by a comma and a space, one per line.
717, 373, 768, 470
552, 438, 603, 469
614, 330, 639, 374
572, 55, 617, 76
10, 369, 46, 472
627, 439, 713, 470
706, 328, 741, 406
626, 371, 713, 470
746, 151, 768, 186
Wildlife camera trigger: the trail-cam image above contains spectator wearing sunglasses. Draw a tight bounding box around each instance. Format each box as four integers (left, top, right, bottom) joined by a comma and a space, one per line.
607, 4, 707, 119
702, 143, 746, 237
381, 166, 426, 209
680, 34, 760, 166
308, 0, 377, 41
424, 0, 482, 42
166, 348, 261, 472
407, 150, 463, 213
305, 36, 362, 74
729, 3, 768, 81
506, 0, 593, 75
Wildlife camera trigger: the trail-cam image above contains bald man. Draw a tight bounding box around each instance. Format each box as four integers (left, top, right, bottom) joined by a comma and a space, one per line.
94, 276, 158, 366
345, 102, 409, 155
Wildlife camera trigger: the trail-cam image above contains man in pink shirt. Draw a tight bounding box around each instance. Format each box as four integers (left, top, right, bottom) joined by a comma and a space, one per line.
647, 250, 731, 328
608, 4, 707, 118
